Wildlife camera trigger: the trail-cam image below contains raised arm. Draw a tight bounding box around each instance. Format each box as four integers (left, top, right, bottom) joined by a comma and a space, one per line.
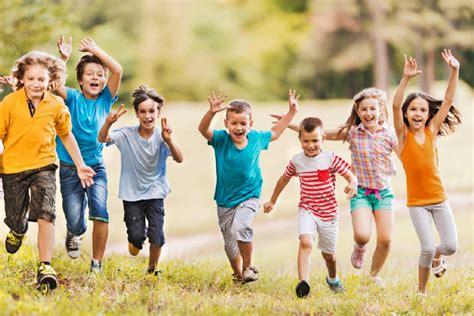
58, 133, 96, 187
79, 37, 123, 97
270, 89, 299, 141
98, 104, 128, 143
52, 35, 73, 100
161, 117, 183, 163
198, 91, 229, 141
392, 55, 422, 147
263, 174, 291, 213
429, 49, 460, 135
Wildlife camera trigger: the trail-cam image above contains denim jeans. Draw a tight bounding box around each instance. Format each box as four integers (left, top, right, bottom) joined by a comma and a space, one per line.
59, 162, 108, 236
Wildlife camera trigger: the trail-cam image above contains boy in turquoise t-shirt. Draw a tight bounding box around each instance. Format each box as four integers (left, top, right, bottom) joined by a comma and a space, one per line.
198, 90, 299, 283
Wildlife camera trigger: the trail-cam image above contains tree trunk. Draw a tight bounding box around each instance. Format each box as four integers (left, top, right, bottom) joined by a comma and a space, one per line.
368, 0, 389, 92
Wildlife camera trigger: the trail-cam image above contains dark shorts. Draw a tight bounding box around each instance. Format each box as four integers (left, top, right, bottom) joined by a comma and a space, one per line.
3, 164, 57, 234
123, 199, 165, 249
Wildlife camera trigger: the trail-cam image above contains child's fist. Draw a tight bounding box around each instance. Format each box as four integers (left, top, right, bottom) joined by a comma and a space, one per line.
263, 201, 274, 213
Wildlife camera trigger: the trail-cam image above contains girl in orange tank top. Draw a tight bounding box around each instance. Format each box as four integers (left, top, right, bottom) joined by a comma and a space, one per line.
392, 49, 462, 295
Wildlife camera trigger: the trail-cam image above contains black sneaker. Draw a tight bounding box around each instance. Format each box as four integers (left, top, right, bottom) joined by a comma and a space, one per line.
37, 263, 58, 290
5, 230, 25, 254
295, 280, 310, 298
65, 230, 82, 259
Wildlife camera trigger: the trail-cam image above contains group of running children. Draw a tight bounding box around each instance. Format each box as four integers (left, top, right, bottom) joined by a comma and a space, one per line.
0, 35, 461, 297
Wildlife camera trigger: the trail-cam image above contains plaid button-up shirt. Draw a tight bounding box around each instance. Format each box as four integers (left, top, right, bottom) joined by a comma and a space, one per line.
348, 123, 397, 190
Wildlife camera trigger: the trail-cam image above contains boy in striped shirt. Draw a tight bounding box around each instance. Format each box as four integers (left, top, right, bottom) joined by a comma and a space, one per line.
264, 117, 357, 298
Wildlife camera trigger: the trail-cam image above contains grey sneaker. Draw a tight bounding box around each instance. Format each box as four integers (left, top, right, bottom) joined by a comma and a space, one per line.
65, 230, 82, 259
242, 266, 258, 283
326, 277, 346, 293
90, 259, 102, 273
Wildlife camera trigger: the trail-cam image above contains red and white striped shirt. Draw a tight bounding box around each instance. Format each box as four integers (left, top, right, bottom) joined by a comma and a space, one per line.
284, 151, 351, 221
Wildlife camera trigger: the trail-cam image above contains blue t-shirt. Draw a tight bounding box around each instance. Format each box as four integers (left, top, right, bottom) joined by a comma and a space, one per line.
108, 126, 171, 202
209, 129, 272, 208
56, 86, 117, 166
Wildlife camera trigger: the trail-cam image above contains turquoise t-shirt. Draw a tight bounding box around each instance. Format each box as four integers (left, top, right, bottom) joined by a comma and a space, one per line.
56, 86, 117, 166
209, 129, 272, 208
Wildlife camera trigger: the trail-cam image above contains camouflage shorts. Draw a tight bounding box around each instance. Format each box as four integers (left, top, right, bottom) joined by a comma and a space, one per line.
3, 164, 57, 234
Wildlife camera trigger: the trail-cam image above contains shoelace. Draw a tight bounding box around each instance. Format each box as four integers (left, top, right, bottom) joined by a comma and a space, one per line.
68, 236, 82, 249
7, 233, 21, 245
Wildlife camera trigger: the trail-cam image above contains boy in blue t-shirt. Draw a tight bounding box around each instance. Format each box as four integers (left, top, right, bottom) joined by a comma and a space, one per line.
53, 36, 123, 272
198, 90, 299, 283
98, 85, 183, 275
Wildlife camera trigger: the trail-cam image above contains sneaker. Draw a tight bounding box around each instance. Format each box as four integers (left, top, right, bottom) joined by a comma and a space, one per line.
37, 263, 58, 290
231, 273, 243, 284
432, 257, 447, 278
65, 230, 82, 259
147, 269, 162, 279
90, 259, 102, 273
371, 276, 386, 288
326, 277, 346, 293
5, 230, 25, 254
128, 243, 140, 256
351, 244, 367, 269
295, 280, 310, 298
242, 266, 259, 283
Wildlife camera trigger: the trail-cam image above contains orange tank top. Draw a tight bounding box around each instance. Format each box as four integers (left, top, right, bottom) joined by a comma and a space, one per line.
400, 128, 446, 206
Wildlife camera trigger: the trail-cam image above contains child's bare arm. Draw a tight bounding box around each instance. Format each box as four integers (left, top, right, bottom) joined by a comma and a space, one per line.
270, 90, 299, 141
429, 49, 460, 135
198, 91, 229, 141
263, 174, 291, 213
79, 37, 123, 97
161, 117, 183, 163
342, 171, 358, 199
59, 133, 96, 187
269, 113, 299, 132
98, 104, 127, 143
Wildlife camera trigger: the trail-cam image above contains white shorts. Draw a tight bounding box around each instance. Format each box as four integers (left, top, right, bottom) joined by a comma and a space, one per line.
298, 209, 338, 254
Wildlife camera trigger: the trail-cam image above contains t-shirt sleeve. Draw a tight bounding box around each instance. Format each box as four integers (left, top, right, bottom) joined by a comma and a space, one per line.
259, 130, 272, 150
388, 126, 398, 149
284, 160, 297, 178
101, 86, 119, 112
65, 87, 78, 107
55, 103, 72, 137
0, 99, 9, 139
208, 129, 227, 148
331, 153, 350, 176
108, 128, 125, 148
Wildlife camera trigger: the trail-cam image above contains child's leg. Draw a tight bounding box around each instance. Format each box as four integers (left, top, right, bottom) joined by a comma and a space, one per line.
370, 210, 393, 277
409, 205, 436, 293
217, 205, 242, 277
315, 215, 338, 279
2, 171, 31, 235
431, 201, 458, 261
321, 252, 336, 278
351, 208, 373, 245
123, 200, 147, 251
145, 199, 165, 271
232, 198, 259, 270
298, 234, 313, 281
92, 221, 108, 261
238, 241, 253, 269
38, 219, 55, 262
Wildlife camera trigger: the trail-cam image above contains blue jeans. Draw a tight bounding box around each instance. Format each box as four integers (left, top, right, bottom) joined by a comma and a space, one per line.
60, 162, 109, 236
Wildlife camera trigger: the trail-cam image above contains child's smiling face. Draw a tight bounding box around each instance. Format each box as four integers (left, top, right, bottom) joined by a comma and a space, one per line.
405, 97, 429, 131
299, 127, 325, 157
22, 64, 49, 101
356, 97, 381, 131
79, 62, 107, 99
224, 111, 253, 146
136, 98, 160, 132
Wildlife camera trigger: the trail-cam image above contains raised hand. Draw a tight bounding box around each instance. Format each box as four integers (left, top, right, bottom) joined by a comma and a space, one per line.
161, 117, 173, 142
403, 55, 422, 79
207, 90, 229, 113
77, 166, 96, 188
441, 48, 460, 70
57, 35, 72, 61
106, 104, 128, 124
263, 201, 274, 213
0, 75, 14, 87
78, 37, 98, 54
288, 89, 300, 113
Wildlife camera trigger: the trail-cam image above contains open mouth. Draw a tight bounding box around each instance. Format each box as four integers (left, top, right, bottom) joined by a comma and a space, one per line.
90, 83, 100, 88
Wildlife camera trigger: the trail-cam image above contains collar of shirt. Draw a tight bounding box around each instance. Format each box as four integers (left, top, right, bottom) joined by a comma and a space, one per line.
356, 122, 388, 134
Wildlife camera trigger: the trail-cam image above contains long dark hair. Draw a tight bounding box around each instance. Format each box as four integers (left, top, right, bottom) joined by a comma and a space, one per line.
401, 92, 462, 136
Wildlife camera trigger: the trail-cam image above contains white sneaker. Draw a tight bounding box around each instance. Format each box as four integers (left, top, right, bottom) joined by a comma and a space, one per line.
65, 230, 82, 259
242, 266, 258, 283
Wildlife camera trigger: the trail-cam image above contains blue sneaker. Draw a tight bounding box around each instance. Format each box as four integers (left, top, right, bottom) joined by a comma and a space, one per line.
326, 277, 346, 293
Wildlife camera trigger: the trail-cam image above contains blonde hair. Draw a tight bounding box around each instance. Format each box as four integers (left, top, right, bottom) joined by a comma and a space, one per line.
338, 87, 388, 140
11, 51, 66, 90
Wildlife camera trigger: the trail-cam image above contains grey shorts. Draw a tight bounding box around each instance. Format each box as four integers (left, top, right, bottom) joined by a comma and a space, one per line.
217, 197, 259, 259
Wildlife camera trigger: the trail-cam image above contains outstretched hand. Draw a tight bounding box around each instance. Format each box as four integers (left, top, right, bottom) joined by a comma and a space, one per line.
403, 55, 422, 79
161, 117, 173, 142
288, 89, 300, 113
78, 166, 96, 188
208, 90, 229, 113
441, 48, 460, 70
106, 104, 128, 124
57, 35, 72, 61
269, 113, 284, 124
78, 37, 98, 54
0, 75, 14, 87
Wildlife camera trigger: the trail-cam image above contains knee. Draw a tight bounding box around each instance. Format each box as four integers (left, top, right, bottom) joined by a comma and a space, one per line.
354, 234, 370, 246
128, 231, 146, 249
377, 238, 391, 250
441, 243, 458, 256
322, 252, 335, 263
299, 237, 313, 250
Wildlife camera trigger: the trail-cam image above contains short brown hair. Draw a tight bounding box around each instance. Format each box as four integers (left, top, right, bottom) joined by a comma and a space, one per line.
299, 117, 323, 137
75, 54, 107, 83
226, 99, 252, 119
131, 84, 165, 112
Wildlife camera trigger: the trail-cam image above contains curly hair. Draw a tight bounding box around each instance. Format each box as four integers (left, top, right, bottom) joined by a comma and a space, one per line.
132, 84, 165, 112
11, 51, 66, 90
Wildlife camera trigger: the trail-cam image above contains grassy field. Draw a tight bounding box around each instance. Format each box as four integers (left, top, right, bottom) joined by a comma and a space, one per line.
0, 84, 472, 314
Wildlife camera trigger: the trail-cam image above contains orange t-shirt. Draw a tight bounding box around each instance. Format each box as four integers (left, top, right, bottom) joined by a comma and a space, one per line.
400, 128, 446, 206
